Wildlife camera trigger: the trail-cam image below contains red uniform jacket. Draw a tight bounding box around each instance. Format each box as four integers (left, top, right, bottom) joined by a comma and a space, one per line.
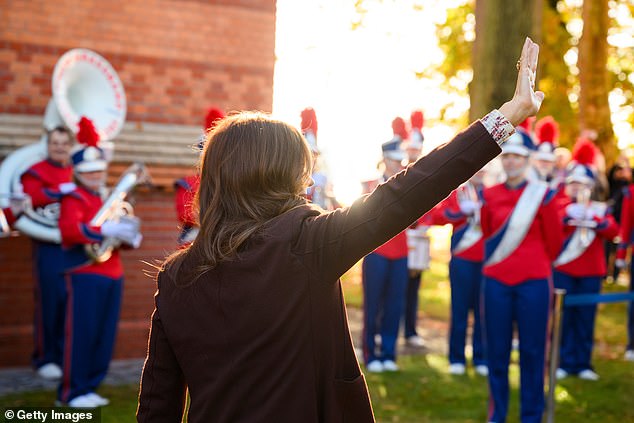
555, 197, 618, 277
363, 176, 408, 260
481, 181, 563, 285
617, 185, 634, 260
2, 208, 17, 226
423, 188, 483, 262
58, 186, 123, 279
137, 121, 502, 423
174, 175, 199, 228
21, 159, 73, 208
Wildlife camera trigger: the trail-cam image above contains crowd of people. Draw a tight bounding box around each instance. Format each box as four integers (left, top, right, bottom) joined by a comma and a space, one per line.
2, 38, 633, 422
351, 108, 634, 422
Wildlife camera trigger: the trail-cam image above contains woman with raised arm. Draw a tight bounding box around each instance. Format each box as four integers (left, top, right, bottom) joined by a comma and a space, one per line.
137, 38, 543, 423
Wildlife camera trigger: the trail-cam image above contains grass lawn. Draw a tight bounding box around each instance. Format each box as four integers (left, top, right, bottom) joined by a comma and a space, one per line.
3, 243, 633, 422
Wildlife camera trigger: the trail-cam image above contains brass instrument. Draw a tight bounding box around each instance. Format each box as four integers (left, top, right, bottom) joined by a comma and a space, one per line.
568, 186, 595, 247
85, 163, 149, 263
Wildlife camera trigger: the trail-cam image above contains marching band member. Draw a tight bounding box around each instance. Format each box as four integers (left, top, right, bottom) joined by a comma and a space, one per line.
301, 107, 340, 210
362, 130, 408, 373
403, 110, 428, 348
174, 107, 225, 246
480, 130, 563, 423
21, 125, 75, 380
423, 168, 488, 376
554, 140, 618, 380
616, 160, 634, 361
532, 116, 563, 189
57, 117, 141, 408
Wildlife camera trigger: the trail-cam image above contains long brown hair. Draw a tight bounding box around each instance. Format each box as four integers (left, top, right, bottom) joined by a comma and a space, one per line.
165, 112, 313, 285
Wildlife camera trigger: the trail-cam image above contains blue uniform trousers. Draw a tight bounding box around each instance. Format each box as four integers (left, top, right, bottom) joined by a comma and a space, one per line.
32, 241, 67, 369
448, 256, 485, 366
58, 273, 123, 403
403, 271, 422, 338
553, 272, 600, 373
483, 277, 551, 423
362, 253, 408, 363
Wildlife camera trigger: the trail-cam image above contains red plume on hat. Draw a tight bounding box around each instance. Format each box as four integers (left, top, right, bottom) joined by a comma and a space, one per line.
535, 116, 559, 145
571, 137, 598, 167
300, 108, 318, 136
410, 110, 424, 130
204, 107, 225, 131
76, 117, 100, 147
392, 117, 408, 140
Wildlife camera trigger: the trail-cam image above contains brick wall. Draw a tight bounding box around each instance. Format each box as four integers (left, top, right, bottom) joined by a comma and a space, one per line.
0, 0, 276, 123
0, 0, 277, 367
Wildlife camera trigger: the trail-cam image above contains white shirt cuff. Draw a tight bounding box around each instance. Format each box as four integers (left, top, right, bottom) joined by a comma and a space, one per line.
480, 110, 516, 146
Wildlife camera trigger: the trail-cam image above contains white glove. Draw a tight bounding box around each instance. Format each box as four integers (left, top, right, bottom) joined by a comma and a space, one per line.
58, 182, 77, 194
459, 200, 479, 216
584, 207, 598, 220
615, 259, 627, 269
128, 233, 143, 249
101, 219, 140, 245
565, 203, 586, 221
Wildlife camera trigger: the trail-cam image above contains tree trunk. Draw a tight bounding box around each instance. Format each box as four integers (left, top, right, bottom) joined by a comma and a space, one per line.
578, 0, 616, 166
470, 0, 543, 122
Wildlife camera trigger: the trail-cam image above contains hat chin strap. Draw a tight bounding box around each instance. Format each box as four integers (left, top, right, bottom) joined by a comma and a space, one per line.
75, 173, 106, 192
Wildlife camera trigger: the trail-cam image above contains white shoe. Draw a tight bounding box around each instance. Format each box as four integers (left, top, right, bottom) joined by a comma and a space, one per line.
382, 360, 399, 372
555, 368, 568, 380
625, 350, 634, 361
448, 363, 466, 375
475, 365, 489, 376
578, 369, 599, 381
37, 363, 62, 380
406, 335, 426, 348
67, 393, 101, 408
86, 392, 110, 406
366, 360, 384, 373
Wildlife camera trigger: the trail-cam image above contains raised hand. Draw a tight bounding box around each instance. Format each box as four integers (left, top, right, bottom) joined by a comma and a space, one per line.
499, 37, 545, 126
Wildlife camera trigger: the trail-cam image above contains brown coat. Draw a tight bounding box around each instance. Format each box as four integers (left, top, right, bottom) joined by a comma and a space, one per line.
137, 122, 500, 422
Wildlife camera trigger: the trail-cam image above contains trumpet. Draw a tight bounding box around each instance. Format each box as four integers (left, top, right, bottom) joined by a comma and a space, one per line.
85, 163, 149, 263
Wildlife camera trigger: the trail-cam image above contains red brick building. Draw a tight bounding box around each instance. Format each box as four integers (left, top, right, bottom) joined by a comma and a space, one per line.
0, 0, 277, 367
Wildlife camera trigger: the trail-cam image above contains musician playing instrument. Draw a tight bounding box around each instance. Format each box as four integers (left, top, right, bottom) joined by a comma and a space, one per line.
20, 125, 74, 380
553, 140, 618, 381
174, 107, 224, 246
57, 117, 141, 408
480, 130, 563, 423
423, 169, 488, 376
362, 128, 409, 373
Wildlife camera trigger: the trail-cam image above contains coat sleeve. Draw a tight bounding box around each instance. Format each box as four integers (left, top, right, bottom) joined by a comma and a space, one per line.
540, 190, 564, 262
21, 171, 62, 208
137, 283, 187, 422
294, 121, 501, 281
58, 195, 104, 245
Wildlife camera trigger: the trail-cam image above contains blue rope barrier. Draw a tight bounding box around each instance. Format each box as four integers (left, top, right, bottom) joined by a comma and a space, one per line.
564, 291, 634, 307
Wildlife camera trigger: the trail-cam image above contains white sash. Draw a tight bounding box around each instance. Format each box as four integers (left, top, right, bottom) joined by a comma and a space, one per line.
553, 228, 596, 267
553, 201, 607, 266
485, 181, 548, 266
452, 222, 482, 255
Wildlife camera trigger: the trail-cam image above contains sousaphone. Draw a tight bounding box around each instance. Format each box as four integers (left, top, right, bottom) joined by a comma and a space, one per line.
0, 48, 127, 243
